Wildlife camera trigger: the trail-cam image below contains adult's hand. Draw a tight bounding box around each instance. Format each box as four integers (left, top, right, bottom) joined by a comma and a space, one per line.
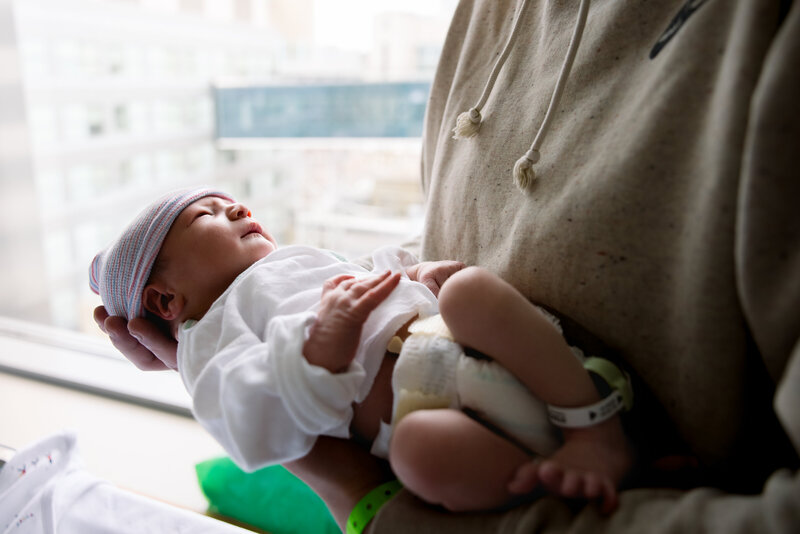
93, 306, 178, 371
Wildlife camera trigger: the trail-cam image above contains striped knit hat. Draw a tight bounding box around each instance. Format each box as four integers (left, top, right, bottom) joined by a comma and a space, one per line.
89, 187, 234, 320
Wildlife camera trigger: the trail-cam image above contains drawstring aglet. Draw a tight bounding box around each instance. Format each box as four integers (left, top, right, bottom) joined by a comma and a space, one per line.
513, 148, 540, 190
452, 107, 482, 139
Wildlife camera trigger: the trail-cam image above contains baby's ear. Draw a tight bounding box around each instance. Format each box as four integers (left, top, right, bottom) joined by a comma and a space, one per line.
142, 283, 184, 321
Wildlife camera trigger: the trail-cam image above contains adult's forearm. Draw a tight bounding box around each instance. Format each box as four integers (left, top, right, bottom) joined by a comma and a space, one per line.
284, 436, 395, 531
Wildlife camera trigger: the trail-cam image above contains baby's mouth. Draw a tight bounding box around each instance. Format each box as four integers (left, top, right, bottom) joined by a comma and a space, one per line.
242, 222, 264, 238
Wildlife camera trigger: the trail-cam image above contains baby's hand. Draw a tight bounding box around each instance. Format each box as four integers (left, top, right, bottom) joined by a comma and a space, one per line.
406, 260, 466, 297
304, 271, 401, 373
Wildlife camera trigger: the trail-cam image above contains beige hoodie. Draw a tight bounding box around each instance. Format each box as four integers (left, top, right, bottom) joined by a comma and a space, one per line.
374, 0, 800, 531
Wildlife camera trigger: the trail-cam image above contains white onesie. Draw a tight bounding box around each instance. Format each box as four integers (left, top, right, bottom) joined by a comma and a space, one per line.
177, 245, 438, 471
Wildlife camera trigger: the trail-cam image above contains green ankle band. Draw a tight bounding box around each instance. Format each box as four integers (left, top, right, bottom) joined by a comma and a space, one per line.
583, 356, 633, 411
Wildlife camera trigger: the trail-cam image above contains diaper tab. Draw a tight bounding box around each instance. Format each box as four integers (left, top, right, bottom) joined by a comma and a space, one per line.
386, 336, 404, 354
407, 314, 456, 339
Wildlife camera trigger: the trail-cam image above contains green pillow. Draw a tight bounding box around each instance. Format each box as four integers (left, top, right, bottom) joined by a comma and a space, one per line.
196, 457, 339, 534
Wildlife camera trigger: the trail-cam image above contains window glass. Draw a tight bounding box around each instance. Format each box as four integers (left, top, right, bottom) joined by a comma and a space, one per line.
29, 106, 58, 147
0, 0, 458, 336
63, 105, 88, 142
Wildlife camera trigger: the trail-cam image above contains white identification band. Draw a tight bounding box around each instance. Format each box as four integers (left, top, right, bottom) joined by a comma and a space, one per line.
547, 391, 626, 428
547, 357, 633, 429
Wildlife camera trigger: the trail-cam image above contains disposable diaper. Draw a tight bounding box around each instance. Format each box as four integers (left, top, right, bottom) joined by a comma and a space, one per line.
373, 314, 562, 458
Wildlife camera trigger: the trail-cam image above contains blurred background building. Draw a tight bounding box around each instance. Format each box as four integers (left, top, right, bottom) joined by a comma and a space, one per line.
0, 0, 456, 334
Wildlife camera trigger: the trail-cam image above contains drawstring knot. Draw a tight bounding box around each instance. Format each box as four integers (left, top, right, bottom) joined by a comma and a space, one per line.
513, 149, 540, 190
450, 0, 591, 192
451, 0, 531, 141
514, 0, 590, 191
452, 107, 483, 139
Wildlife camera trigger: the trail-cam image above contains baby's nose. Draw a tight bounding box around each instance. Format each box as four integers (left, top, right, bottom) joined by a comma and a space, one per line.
227, 202, 251, 219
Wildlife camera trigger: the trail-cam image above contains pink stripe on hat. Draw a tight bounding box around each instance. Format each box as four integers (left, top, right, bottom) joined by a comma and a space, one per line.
89, 187, 234, 320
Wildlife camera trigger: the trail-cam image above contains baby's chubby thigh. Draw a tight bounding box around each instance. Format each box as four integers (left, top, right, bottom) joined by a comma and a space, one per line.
388, 408, 531, 512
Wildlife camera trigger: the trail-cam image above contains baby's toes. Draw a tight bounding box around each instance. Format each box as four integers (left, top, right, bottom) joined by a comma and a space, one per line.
583, 473, 604, 500
537, 460, 565, 494
507, 461, 540, 494
599, 478, 619, 515
559, 469, 585, 498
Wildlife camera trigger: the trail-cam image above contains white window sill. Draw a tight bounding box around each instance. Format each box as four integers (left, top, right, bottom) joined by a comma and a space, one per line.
0, 316, 191, 416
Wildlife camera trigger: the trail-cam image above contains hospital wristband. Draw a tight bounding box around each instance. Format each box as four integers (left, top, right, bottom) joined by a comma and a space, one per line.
346, 480, 403, 534
583, 356, 633, 411
547, 357, 633, 428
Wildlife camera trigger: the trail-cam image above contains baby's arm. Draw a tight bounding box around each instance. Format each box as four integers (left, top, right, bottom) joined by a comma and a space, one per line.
304, 270, 401, 373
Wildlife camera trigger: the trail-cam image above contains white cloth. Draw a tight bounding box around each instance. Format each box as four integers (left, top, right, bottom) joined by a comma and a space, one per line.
177, 245, 438, 471
0, 431, 248, 534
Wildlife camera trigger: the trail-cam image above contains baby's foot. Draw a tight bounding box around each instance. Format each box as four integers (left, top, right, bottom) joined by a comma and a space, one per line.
507, 419, 632, 514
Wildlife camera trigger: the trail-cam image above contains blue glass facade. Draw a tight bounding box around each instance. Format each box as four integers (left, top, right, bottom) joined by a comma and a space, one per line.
214, 82, 431, 138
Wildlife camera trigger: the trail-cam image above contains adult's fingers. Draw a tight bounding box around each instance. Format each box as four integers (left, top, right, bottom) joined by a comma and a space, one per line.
93, 306, 110, 334
357, 272, 400, 309
95, 306, 177, 371
346, 271, 391, 296
128, 317, 178, 370
322, 274, 356, 293
102, 315, 170, 371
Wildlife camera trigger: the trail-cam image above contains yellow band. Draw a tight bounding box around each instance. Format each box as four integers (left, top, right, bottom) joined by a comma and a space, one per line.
583, 356, 634, 411
346, 480, 403, 534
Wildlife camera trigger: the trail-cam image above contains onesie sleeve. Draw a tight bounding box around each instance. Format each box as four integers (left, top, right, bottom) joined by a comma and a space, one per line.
370, 245, 421, 274
188, 311, 366, 471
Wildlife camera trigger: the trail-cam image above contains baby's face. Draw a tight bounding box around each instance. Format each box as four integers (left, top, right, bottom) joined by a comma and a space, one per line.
158, 196, 277, 318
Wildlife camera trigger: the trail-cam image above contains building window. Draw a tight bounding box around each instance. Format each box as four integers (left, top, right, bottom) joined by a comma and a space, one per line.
87, 106, 105, 137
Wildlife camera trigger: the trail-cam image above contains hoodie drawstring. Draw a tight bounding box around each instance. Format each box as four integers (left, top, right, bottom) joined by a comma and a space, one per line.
452, 0, 532, 139
452, 0, 592, 191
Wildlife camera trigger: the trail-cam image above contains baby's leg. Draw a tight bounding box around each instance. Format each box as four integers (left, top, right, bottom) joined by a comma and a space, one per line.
389, 408, 530, 512
438, 267, 632, 512
439, 267, 597, 408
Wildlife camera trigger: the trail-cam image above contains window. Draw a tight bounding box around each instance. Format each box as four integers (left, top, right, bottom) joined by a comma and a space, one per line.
0, 0, 457, 404
87, 105, 105, 137
113, 104, 130, 133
